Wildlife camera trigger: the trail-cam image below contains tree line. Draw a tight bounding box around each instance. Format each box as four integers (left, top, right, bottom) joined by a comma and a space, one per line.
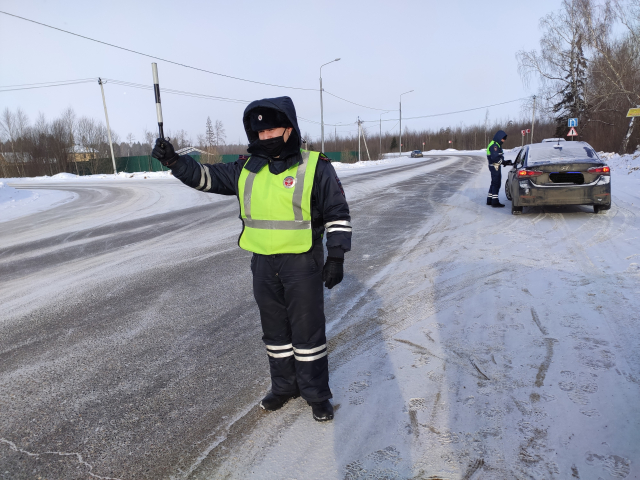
517, 0, 640, 154
2, 0, 637, 178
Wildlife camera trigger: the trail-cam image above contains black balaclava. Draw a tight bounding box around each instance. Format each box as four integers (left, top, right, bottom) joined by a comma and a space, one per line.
257, 132, 288, 158
247, 107, 295, 159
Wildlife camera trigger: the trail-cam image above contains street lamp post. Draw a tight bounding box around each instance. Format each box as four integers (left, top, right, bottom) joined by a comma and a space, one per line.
379, 111, 390, 159
320, 58, 340, 152
399, 90, 414, 156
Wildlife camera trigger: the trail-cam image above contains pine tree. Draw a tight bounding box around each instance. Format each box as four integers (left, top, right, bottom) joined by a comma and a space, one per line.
553, 33, 588, 138
205, 117, 214, 151
389, 137, 398, 150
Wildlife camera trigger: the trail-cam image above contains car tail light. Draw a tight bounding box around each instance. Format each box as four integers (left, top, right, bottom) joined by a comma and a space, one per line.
588, 166, 610, 175
517, 169, 543, 177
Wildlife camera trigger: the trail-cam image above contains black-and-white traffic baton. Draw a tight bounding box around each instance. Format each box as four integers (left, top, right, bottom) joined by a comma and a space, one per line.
151, 62, 165, 143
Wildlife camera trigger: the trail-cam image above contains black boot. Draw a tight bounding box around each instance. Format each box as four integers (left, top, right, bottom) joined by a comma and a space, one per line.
308, 400, 334, 422
486, 197, 492, 205
491, 198, 505, 208
260, 391, 299, 411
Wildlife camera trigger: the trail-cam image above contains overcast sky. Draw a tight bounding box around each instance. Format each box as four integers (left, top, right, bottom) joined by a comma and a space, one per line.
0, 0, 562, 145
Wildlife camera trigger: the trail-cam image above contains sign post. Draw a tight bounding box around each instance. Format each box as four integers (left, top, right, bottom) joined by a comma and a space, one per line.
567, 127, 578, 139
626, 108, 640, 118
568, 118, 578, 127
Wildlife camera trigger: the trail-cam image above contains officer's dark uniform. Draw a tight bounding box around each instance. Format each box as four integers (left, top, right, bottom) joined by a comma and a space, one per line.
486, 130, 508, 207
152, 96, 351, 421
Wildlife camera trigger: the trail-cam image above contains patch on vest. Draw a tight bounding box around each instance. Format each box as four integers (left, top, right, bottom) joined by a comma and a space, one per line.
283, 176, 296, 188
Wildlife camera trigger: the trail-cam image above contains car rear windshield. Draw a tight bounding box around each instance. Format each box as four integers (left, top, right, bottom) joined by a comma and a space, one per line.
527, 143, 600, 166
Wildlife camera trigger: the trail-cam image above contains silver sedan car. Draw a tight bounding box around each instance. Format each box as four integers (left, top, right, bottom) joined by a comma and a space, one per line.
505, 141, 611, 215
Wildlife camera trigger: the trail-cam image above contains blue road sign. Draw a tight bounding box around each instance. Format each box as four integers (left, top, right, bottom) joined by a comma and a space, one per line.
568, 118, 578, 127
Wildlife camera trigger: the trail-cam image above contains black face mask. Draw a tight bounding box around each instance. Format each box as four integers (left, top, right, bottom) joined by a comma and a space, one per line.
258, 133, 286, 158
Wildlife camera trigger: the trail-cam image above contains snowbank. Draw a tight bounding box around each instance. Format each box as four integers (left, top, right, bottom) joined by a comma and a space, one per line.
599, 151, 640, 179
0, 181, 76, 223
3, 170, 174, 184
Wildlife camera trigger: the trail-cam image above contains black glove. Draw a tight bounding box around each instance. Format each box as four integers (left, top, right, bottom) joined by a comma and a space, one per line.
503, 160, 513, 166
322, 257, 344, 289
151, 138, 179, 167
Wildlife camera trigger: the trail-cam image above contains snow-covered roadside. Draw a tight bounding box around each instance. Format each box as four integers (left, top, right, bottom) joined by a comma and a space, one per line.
4, 170, 174, 184
1, 155, 476, 224
213, 154, 640, 478
0, 181, 76, 223
600, 150, 640, 179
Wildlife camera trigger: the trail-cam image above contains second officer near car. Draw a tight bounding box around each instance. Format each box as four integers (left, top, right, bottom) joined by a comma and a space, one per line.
151, 96, 351, 422
486, 129, 512, 208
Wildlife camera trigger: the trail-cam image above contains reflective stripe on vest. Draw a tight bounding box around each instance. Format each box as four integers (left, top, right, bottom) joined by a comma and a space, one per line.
238, 150, 319, 255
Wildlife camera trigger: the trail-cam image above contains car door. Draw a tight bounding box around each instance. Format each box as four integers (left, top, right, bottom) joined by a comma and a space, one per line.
507, 148, 525, 199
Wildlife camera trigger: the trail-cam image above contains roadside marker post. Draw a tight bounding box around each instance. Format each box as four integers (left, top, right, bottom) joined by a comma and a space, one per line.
521, 129, 525, 147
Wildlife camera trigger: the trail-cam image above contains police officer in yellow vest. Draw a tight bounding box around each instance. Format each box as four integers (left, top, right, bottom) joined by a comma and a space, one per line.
151, 97, 351, 422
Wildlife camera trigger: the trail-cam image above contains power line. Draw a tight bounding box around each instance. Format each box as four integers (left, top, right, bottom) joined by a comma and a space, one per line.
0, 78, 97, 88
0, 10, 316, 91
361, 97, 529, 123
103, 79, 251, 105
323, 90, 390, 111
0, 79, 96, 92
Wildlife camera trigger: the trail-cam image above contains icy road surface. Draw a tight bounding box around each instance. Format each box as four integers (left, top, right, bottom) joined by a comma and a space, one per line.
1, 153, 639, 479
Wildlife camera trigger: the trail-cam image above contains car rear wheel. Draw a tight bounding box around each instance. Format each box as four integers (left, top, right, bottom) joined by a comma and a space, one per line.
511, 203, 523, 215
594, 204, 611, 214
504, 179, 512, 201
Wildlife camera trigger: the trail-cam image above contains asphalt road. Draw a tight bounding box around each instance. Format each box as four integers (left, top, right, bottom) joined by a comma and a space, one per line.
0, 155, 470, 479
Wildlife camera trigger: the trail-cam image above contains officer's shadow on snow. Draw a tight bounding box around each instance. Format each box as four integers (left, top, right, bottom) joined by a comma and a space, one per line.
324, 273, 417, 478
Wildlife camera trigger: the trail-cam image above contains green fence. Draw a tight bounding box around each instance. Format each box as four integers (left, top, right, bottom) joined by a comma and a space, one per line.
75, 150, 361, 175
117, 155, 168, 173
193, 151, 358, 164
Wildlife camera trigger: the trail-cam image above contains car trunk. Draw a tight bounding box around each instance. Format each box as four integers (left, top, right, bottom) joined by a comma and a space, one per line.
527, 161, 606, 186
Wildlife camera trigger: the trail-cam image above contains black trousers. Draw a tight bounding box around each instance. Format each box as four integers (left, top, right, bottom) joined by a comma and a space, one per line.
251, 243, 331, 403
487, 164, 502, 203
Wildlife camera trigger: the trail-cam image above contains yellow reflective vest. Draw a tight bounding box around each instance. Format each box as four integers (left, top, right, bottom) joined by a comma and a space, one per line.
238, 150, 320, 255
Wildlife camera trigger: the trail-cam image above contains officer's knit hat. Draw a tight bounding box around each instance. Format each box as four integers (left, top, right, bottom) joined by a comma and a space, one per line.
249, 107, 292, 132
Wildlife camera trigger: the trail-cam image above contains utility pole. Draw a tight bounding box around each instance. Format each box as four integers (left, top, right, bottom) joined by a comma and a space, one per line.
531, 95, 537, 144
358, 117, 361, 162
379, 111, 389, 160
399, 90, 413, 157
320, 58, 340, 153
98, 78, 117, 174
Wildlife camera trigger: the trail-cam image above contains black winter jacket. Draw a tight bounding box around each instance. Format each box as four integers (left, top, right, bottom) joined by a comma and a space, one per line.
487, 130, 507, 167
169, 96, 351, 258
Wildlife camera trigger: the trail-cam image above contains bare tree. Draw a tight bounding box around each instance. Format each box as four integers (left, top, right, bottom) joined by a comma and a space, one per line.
0, 107, 29, 177
580, 0, 640, 152
126, 133, 135, 156
213, 120, 226, 147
